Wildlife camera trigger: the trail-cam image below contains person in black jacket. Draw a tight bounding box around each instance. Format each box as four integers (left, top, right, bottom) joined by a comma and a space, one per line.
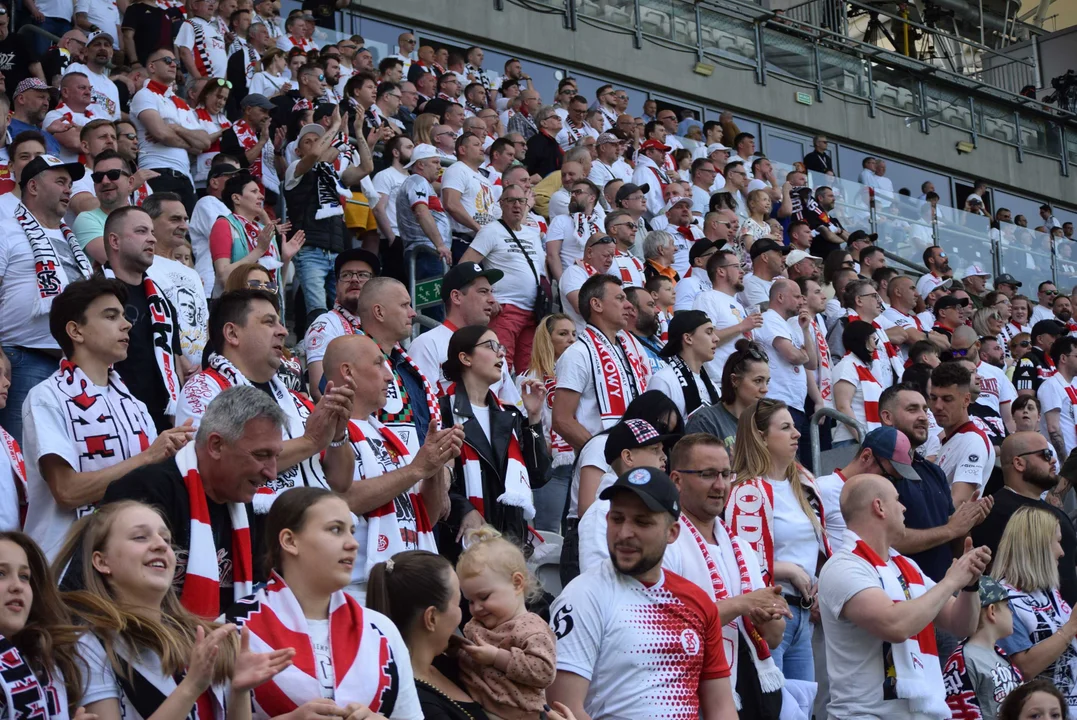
525, 105, 564, 179
440, 325, 550, 553
802, 134, 833, 174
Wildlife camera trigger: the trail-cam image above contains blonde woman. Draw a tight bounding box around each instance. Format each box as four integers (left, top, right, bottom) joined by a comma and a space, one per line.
725, 398, 830, 681
971, 307, 1004, 341
994, 506, 1077, 708
57, 501, 294, 720
522, 313, 577, 533
411, 113, 439, 146
742, 189, 773, 246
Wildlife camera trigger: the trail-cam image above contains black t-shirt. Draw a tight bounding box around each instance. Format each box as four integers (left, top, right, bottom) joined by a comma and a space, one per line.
122, 3, 174, 66
0, 33, 40, 91
301, 0, 338, 20
972, 488, 1077, 606
41, 47, 73, 85
1013, 347, 1051, 394
102, 457, 263, 613
113, 280, 183, 434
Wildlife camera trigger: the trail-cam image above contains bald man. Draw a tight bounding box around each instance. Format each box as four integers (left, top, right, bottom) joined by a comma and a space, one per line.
971, 431, 1077, 605
818, 474, 991, 719
322, 334, 462, 602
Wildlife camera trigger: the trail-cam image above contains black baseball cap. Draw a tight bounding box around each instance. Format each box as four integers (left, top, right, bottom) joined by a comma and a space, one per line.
207, 163, 241, 180
20, 154, 85, 189
312, 102, 336, 122
440, 261, 504, 303
240, 93, 275, 110
599, 465, 680, 518
934, 294, 969, 312
334, 248, 381, 278
994, 273, 1022, 288
1031, 319, 1066, 339
615, 183, 650, 205
603, 419, 676, 464
660, 310, 712, 358
689, 238, 721, 264
846, 229, 878, 245
749, 238, 785, 260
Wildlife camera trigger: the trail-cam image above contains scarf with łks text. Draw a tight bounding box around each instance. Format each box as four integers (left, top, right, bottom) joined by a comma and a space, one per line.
45, 360, 154, 517
175, 442, 253, 619
227, 573, 399, 719
849, 530, 949, 719
17, 203, 91, 318
725, 472, 830, 586
346, 416, 437, 580
580, 325, 651, 428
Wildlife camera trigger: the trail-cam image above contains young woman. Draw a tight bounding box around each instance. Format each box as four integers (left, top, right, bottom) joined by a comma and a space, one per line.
57, 502, 294, 720
832, 320, 883, 446
440, 326, 550, 551
994, 507, 1077, 709
366, 552, 575, 720
248, 50, 289, 98
726, 398, 830, 682
225, 488, 422, 720
0, 532, 86, 720
411, 114, 439, 147
193, 79, 232, 188
821, 251, 856, 302
742, 189, 773, 246
684, 339, 770, 453
971, 308, 1004, 342
1009, 295, 1033, 336
521, 314, 577, 533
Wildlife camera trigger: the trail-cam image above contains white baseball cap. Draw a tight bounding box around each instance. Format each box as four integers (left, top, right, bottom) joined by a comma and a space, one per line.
785, 249, 821, 267
405, 143, 440, 169
964, 263, 990, 278
297, 123, 325, 141
706, 143, 731, 154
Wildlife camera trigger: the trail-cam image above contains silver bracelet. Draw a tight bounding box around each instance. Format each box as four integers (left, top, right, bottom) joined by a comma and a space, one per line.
328, 435, 348, 448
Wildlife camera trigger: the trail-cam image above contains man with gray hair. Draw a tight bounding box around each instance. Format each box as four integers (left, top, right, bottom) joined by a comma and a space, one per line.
102, 385, 289, 615
525, 104, 564, 179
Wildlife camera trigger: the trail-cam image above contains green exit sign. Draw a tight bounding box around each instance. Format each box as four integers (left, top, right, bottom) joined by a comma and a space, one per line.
795, 92, 813, 105
415, 277, 443, 308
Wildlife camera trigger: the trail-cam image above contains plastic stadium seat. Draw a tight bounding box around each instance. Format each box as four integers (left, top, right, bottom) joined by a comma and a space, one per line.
895, 87, 915, 111
983, 117, 1016, 144
528, 532, 564, 597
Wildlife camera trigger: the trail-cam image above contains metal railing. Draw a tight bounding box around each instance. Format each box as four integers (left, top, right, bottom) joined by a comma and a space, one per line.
406, 244, 449, 339
811, 407, 866, 476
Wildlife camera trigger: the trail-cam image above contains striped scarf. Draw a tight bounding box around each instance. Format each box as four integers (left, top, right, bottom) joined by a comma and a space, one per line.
614, 251, 647, 289
579, 325, 651, 428
447, 386, 534, 521
850, 354, 883, 431
17, 203, 91, 318
1, 428, 27, 529
849, 530, 948, 718
0, 635, 46, 720
346, 416, 436, 581
227, 573, 399, 718
186, 18, 217, 76
376, 345, 441, 455
813, 318, 833, 406
541, 373, 574, 466
231, 120, 263, 179
848, 314, 902, 386
175, 443, 253, 619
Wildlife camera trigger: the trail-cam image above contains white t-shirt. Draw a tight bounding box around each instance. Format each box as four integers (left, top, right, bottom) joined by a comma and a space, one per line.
672, 273, 708, 313
407, 322, 521, 407
647, 363, 717, 420
770, 477, 821, 595
831, 354, 872, 444
556, 342, 607, 441
307, 618, 335, 698
815, 470, 848, 552
175, 17, 229, 78
147, 255, 208, 367
130, 83, 203, 179
976, 361, 1017, 415
64, 63, 120, 120
1039, 373, 1077, 459
468, 221, 544, 310
43, 102, 111, 163
559, 263, 593, 333
0, 444, 22, 532
550, 560, 730, 720
75, 0, 120, 48
691, 184, 710, 216
568, 434, 608, 520
35, 0, 72, 20
693, 288, 749, 384
303, 309, 360, 365
937, 420, 995, 493
818, 551, 938, 720
440, 161, 495, 235
577, 470, 619, 574
740, 273, 773, 309
755, 309, 807, 411
0, 221, 86, 349
546, 212, 600, 272
188, 194, 229, 296
1032, 305, 1056, 325
372, 166, 408, 237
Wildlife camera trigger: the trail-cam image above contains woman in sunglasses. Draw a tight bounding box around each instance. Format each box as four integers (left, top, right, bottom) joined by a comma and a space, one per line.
1007, 333, 1033, 377
192, 78, 232, 188
438, 326, 550, 553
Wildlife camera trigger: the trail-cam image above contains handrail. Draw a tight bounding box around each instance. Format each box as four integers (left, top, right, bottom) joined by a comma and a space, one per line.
810, 407, 867, 475
18, 24, 61, 44
880, 248, 929, 276
407, 244, 448, 340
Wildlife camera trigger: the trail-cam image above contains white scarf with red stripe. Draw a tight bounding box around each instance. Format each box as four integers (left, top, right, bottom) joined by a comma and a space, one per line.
849, 353, 883, 431
346, 416, 437, 579
447, 386, 534, 520
17, 203, 92, 317
541, 373, 574, 467
1064, 384, 1077, 440
229, 573, 399, 718
678, 515, 783, 708
849, 314, 903, 386
813, 318, 833, 407
1, 427, 27, 529
232, 120, 263, 179
186, 17, 219, 76
614, 251, 646, 289
579, 325, 651, 428
725, 472, 830, 586
194, 108, 231, 183
848, 530, 948, 718
175, 442, 253, 619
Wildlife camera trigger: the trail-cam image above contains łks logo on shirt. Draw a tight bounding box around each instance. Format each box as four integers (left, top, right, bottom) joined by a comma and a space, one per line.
680, 628, 701, 656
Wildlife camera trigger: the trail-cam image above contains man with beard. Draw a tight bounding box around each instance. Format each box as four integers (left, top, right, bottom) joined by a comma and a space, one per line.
1054, 295, 1077, 336
9, 79, 65, 157
372, 134, 413, 239
916, 246, 953, 299
549, 465, 737, 720
694, 249, 762, 382
626, 286, 665, 374
303, 248, 379, 400
72, 150, 135, 262
64, 32, 121, 120
973, 431, 1077, 605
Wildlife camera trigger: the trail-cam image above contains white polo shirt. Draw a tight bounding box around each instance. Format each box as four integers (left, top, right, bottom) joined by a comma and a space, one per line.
130, 80, 203, 179
937, 419, 995, 493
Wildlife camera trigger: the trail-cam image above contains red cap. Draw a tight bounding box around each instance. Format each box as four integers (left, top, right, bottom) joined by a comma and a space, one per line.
639, 138, 671, 153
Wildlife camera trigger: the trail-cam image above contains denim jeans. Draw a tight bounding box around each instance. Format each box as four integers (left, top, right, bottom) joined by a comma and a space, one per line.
788, 405, 813, 474
294, 246, 337, 326
406, 247, 445, 324
770, 604, 815, 681
533, 463, 572, 533
0, 346, 59, 445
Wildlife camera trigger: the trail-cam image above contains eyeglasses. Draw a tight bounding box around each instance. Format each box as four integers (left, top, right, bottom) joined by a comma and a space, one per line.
1016, 448, 1052, 462
501, 196, 527, 205
435, 131, 454, 138
246, 278, 278, 293
857, 292, 881, 301
474, 339, 506, 354
675, 468, 733, 481
91, 168, 131, 183
339, 270, 374, 281
214, 78, 233, 89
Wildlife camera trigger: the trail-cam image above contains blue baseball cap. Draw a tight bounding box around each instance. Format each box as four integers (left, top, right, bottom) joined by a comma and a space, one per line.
861, 426, 919, 480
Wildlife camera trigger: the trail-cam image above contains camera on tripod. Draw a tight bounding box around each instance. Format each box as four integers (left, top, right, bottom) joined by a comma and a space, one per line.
1044, 69, 1077, 113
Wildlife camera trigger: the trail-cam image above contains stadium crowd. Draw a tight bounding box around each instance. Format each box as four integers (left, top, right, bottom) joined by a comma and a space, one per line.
1, 0, 1077, 718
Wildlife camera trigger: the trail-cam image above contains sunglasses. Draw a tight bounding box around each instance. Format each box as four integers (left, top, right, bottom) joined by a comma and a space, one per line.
950, 347, 969, 357
91, 168, 130, 183
247, 279, 278, 292
1016, 448, 1052, 462
214, 78, 233, 89
1014, 340, 1032, 348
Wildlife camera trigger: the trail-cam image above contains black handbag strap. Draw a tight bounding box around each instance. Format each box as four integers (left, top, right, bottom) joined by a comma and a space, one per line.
498, 219, 542, 284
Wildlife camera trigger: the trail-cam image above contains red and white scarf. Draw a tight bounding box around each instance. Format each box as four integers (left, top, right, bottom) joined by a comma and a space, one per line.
579, 325, 651, 428
725, 472, 830, 586
186, 18, 219, 77
848, 314, 903, 386
849, 530, 948, 718
103, 269, 181, 415
145, 79, 192, 113
45, 360, 153, 517
1063, 384, 1077, 440
1, 427, 27, 530
175, 442, 253, 619
849, 354, 883, 431
0, 635, 48, 720
202, 353, 325, 514
226, 214, 282, 283
812, 318, 833, 406
614, 251, 646, 289
679, 515, 783, 708
231, 120, 262, 179
346, 416, 437, 579
194, 108, 231, 183
332, 303, 362, 334
541, 373, 574, 465
228, 573, 399, 717
446, 386, 534, 521
17, 203, 91, 318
